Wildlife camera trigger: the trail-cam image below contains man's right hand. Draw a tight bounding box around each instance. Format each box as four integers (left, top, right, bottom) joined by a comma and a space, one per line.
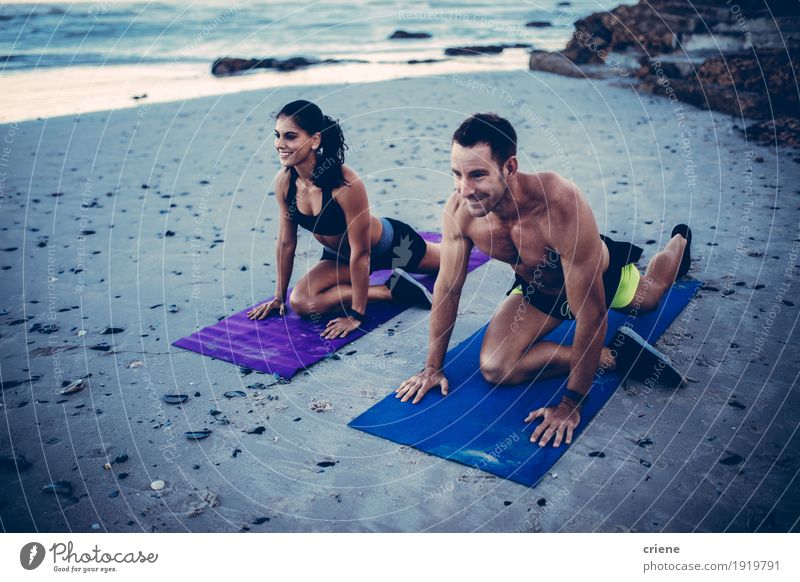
395, 366, 449, 404
246, 297, 285, 320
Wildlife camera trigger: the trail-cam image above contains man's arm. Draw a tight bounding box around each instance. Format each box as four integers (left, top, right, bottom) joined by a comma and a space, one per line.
555, 180, 607, 402
526, 175, 606, 447
426, 194, 474, 369
396, 193, 473, 403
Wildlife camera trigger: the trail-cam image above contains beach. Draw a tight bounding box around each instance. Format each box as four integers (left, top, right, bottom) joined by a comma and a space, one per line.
1, 67, 799, 533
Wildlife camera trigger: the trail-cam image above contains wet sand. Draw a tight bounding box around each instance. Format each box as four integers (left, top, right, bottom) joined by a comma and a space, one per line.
1, 70, 798, 532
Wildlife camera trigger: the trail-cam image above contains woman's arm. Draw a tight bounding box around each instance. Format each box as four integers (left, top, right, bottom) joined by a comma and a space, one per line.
337, 175, 371, 316
247, 171, 297, 320
274, 171, 298, 302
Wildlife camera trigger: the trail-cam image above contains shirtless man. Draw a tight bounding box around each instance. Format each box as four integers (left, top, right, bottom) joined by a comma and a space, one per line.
396, 113, 692, 448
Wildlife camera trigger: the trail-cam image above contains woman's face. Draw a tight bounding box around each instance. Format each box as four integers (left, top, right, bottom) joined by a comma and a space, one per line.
274, 115, 319, 168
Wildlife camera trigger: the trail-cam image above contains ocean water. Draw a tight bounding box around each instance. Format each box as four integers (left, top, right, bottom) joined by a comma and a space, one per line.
1, 0, 620, 71
1, 0, 621, 121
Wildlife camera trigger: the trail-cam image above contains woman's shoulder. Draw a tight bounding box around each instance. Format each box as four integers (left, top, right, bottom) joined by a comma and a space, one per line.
339, 164, 360, 185
332, 165, 366, 201
273, 167, 293, 205
275, 167, 292, 191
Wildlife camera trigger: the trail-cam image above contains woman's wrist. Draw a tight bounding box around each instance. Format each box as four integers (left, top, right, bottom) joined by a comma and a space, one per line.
346, 308, 365, 322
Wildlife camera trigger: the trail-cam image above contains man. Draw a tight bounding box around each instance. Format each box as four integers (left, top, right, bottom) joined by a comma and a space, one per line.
396, 113, 692, 448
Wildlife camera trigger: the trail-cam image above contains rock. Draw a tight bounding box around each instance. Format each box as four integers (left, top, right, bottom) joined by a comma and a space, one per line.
101, 327, 124, 334
185, 490, 219, 517
0, 454, 32, 471
389, 30, 432, 39
42, 481, 73, 496
529, 50, 591, 78
162, 394, 189, 405
150, 480, 166, 491
548, 1, 800, 147
444, 44, 529, 57
309, 398, 333, 413
185, 429, 212, 440
211, 56, 338, 77
57, 378, 85, 395
526, 21, 552, 28
739, 118, 800, 149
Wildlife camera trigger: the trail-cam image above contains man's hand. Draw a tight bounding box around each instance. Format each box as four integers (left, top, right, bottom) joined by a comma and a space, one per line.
247, 298, 285, 320
395, 366, 449, 404
525, 400, 581, 447
321, 316, 360, 339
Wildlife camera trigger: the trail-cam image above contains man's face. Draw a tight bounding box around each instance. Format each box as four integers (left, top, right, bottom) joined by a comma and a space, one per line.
450, 142, 510, 217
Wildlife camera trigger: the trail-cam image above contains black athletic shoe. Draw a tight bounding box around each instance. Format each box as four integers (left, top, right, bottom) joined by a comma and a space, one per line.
671, 224, 692, 280
611, 326, 685, 388
386, 268, 433, 308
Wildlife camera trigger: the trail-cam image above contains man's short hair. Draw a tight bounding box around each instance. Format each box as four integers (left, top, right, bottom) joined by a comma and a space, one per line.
452, 113, 517, 167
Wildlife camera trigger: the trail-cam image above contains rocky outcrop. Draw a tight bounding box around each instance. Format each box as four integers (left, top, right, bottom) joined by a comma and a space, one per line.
389, 30, 432, 39
530, 1, 800, 147
562, 1, 799, 64
445, 43, 530, 56
211, 56, 337, 77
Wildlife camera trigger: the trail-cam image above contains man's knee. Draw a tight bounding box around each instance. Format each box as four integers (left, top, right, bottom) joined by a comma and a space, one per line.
479, 354, 516, 386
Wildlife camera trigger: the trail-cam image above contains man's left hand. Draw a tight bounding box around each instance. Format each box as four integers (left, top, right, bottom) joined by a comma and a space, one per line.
321, 316, 360, 339
525, 400, 581, 448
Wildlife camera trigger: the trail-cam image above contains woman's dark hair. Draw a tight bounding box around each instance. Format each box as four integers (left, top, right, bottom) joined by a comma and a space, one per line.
452, 113, 517, 168
277, 100, 348, 191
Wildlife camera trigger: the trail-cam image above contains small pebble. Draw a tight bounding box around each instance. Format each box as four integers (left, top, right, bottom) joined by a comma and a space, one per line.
150, 480, 165, 491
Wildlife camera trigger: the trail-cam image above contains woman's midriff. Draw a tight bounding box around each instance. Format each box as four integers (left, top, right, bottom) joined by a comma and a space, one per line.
313, 214, 383, 253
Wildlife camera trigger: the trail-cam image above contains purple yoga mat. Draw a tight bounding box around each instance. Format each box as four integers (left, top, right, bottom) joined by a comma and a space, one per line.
173, 233, 490, 378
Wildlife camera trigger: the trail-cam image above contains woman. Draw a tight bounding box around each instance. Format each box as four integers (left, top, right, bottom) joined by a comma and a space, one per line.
246, 100, 440, 339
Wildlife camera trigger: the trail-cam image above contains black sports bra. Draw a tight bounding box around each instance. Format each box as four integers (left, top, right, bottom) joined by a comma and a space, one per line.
284, 167, 348, 235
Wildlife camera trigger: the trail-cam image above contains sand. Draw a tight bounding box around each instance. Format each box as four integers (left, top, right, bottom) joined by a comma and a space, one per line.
1, 69, 798, 532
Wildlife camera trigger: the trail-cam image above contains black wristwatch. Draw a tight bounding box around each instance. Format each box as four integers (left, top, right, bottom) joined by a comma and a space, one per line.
563, 389, 589, 407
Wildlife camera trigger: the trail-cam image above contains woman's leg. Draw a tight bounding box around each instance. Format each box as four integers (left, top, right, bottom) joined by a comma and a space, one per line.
414, 241, 440, 273
289, 260, 391, 317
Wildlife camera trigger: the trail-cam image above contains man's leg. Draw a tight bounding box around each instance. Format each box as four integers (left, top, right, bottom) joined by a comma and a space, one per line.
623, 232, 688, 314
480, 293, 615, 386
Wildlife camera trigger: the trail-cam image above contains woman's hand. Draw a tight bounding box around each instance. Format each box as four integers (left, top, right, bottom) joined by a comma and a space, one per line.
321, 316, 360, 339
246, 297, 285, 320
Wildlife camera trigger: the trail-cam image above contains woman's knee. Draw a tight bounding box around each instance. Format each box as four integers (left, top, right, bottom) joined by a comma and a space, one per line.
288, 291, 314, 317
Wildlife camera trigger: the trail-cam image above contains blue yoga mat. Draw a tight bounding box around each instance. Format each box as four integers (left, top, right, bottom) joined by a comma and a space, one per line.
349, 280, 701, 487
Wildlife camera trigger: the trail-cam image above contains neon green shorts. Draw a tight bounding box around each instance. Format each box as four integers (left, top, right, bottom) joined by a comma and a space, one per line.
609, 263, 641, 309
509, 263, 641, 312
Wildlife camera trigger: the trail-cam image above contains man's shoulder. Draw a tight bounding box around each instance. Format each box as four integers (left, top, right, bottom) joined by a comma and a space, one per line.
522, 171, 573, 195
523, 171, 582, 213
443, 192, 475, 234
